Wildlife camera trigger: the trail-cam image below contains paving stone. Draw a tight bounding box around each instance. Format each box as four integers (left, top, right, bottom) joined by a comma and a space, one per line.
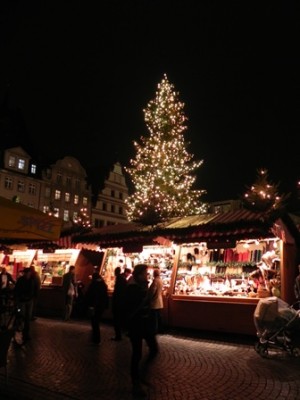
0, 317, 300, 400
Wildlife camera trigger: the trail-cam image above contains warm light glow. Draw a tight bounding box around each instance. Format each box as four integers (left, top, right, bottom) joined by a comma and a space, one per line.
243, 168, 288, 212
125, 74, 207, 224
73, 207, 92, 228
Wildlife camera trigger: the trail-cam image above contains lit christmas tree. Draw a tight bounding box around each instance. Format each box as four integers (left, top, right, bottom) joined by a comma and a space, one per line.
73, 207, 92, 229
125, 74, 206, 225
243, 168, 289, 212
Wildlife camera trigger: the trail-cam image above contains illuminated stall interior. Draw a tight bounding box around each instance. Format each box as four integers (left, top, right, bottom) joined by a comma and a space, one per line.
73, 209, 300, 304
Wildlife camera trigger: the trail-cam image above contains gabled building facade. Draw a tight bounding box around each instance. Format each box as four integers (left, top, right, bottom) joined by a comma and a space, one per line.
92, 162, 129, 228
0, 146, 129, 232
0, 146, 42, 209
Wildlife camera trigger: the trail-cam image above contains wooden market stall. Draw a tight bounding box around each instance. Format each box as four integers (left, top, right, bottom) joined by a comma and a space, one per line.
73, 209, 300, 336
0, 197, 108, 317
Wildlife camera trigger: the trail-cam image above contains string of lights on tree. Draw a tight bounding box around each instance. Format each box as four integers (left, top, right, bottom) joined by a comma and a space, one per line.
125, 74, 207, 225
243, 168, 289, 212
73, 207, 92, 228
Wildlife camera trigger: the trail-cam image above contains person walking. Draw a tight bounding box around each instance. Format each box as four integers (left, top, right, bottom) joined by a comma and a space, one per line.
84, 272, 109, 344
62, 265, 77, 321
111, 266, 128, 341
124, 264, 158, 397
29, 265, 41, 321
0, 266, 15, 306
0, 266, 15, 327
13, 267, 35, 343
148, 268, 164, 334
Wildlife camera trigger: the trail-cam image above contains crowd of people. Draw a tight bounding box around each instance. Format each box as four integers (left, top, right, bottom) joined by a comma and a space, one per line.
0, 264, 41, 343
0, 262, 164, 397
60, 262, 164, 397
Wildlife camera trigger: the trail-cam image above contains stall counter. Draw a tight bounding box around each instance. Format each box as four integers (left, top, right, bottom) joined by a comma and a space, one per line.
168, 295, 259, 335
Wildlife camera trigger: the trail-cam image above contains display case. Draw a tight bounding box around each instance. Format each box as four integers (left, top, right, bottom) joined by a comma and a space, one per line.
100, 245, 175, 292
34, 249, 80, 286
173, 240, 281, 299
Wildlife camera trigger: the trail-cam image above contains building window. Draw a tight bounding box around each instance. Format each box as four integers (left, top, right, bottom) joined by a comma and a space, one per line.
111, 190, 115, 197
28, 183, 36, 195
63, 210, 69, 221
45, 168, 51, 179
75, 179, 80, 189
55, 190, 61, 200
65, 192, 70, 202
74, 194, 79, 205
111, 205, 115, 213
56, 173, 62, 183
4, 177, 13, 190
45, 187, 51, 198
18, 158, 25, 170
82, 196, 88, 206
103, 203, 107, 211
54, 208, 59, 218
43, 205, 49, 214
73, 211, 78, 221
31, 164, 37, 174
8, 156, 16, 167
17, 181, 25, 192
94, 219, 105, 228
66, 177, 72, 186
119, 206, 123, 215
119, 192, 123, 200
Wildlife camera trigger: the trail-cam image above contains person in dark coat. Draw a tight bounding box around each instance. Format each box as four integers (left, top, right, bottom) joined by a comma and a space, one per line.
14, 267, 35, 343
29, 265, 41, 320
124, 264, 158, 397
85, 272, 109, 344
0, 266, 15, 307
111, 266, 128, 341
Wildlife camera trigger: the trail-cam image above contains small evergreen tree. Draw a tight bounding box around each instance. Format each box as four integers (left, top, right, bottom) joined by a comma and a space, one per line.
125, 74, 206, 225
243, 168, 289, 212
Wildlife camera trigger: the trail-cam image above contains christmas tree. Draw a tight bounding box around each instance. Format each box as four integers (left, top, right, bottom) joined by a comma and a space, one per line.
125, 74, 206, 225
243, 168, 289, 212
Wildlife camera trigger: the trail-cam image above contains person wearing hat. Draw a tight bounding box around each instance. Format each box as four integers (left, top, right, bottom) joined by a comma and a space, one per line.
14, 267, 35, 343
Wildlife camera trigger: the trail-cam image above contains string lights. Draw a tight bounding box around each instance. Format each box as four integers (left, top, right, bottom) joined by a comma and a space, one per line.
125, 74, 207, 224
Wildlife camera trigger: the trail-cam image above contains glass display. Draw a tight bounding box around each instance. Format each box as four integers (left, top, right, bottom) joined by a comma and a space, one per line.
173, 240, 281, 298
100, 245, 175, 292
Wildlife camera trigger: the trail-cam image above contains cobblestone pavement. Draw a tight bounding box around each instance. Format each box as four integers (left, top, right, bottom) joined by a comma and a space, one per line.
1, 317, 300, 400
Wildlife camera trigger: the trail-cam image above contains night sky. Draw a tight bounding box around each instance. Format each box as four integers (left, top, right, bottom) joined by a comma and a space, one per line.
0, 1, 299, 202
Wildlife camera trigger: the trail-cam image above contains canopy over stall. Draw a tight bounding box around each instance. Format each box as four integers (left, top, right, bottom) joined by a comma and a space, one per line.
0, 196, 63, 241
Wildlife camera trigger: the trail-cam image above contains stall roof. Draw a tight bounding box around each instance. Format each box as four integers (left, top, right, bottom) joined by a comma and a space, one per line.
72, 209, 283, 248
0, 196, 63, 242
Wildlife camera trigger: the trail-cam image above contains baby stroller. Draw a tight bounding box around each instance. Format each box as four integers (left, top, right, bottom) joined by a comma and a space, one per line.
254, 296, 300, 357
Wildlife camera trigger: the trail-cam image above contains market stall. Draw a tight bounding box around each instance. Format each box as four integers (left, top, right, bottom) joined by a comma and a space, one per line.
0, 245, 105, 317
73, 210, 300, 335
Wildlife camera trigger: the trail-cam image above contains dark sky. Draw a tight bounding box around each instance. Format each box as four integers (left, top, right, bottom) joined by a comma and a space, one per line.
0, 1, 299, 202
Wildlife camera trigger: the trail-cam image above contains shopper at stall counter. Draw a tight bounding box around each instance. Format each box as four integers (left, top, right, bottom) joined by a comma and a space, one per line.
84, 272, 109, 344
14, 267, 35, 343
62, 265, 77, 321
123, 264, 159, 397
148, 268, 164, 334
111, 266, 128, 341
